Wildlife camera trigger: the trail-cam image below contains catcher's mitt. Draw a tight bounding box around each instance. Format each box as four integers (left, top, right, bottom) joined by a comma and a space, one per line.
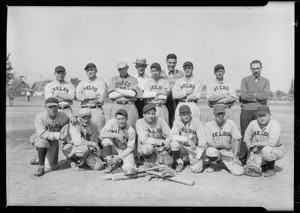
244, 165, 262, 177
157, 150, 174, 166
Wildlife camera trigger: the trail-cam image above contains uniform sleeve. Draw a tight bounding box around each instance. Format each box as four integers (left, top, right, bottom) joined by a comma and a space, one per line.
187, 79, 202, 100
108, 77, 116, 94
44, 83, 52, 100
95, 81, 108, 104
240, 77, 255, 101
172, 79, 187, 99
118, 128, 136, 159
35, 113, 60, 141
255, 79, 270, 101
231, 121, 242, 140
68, 84, 76, 100
75, 82, 85, 101
196, 121, 207, 147
228, 82, 237, 99
243, 121, 254, 144
160, 118, 172, 141
89, 123, 100, 142
171, 120, 187, 142
129, 76, 139, 92
206, 82, 214, 100
267, 121, 281, 147
136, 119, 162, 146
204, 123, 214, 144
100, 119, 119, 139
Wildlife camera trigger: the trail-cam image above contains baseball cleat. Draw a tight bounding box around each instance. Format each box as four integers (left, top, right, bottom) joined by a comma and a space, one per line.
264, 169, 275, 177
104, 164, 114, 173
30, 158, 39, 165
175, 163, 184, 172
34, 166, 45, 177
206, 165, 215, 173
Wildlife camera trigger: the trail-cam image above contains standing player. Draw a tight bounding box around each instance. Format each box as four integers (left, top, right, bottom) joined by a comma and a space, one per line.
8, 88, 14, 106
45, 65, 75, 116
206, 64, 237, 121
76, 63, 107, 134
239, 60, 270, 164
29, 97, 70, 176
135, 103, 173, 168
61, 108, 103, 171
170, 105, 207, 172
108, 61, 139, 130
100, 109, 137, 174
243, 105, 284, 177
172, 61, 203, 122
161, 53, 184, 127
133, 58, 150, 118
204, 105, 244, 176
143, 62, 170, 125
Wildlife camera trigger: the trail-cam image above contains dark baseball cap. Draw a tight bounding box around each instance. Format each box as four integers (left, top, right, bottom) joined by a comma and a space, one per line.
256, 105, 270, 115
150, 63, 161, 70
183, 61, 193, 67
115, 109, 128, 117
84, 63, 97, 70
45, 97, 59, 106
55, 65, 66, 72
213, 104, 226, 114
143, 103, 156, 114
214, 64, 225, 72
179, 105, 191, 114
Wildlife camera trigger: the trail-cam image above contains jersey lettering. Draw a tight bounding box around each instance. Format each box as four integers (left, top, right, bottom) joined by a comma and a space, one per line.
180, 84, 195, 90
116, 81, 132, 89
213, 85, 229, 92
52, 86, 69, 93
150, 85, 163, 90
46, 124, 64, 131
82, 85, 98, 92
252, 131, 269, 137
179, 127, 196, 135
212, 131, 231, 137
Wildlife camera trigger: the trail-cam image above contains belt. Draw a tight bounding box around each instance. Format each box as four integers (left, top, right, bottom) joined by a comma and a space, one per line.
209, 105, 231, 109
115, 101, 133, 105
180, 100, 198, 103
58, 105, 70, 110
81, 105, 102, 109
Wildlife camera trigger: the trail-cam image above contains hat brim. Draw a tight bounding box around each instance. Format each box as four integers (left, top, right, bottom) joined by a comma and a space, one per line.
133, 62, 148, 65
179, 110, 191, 114
46, 103, 58, 107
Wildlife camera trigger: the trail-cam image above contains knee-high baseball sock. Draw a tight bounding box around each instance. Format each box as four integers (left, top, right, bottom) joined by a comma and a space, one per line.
37, 147, 47, 166
172, 150, 183, 164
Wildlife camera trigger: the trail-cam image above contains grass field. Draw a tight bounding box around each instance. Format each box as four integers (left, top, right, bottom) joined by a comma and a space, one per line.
6, 96, 294, 210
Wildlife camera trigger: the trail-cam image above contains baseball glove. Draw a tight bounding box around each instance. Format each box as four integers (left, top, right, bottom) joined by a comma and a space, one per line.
244, 165, 262, 177
157, 150, 174, 166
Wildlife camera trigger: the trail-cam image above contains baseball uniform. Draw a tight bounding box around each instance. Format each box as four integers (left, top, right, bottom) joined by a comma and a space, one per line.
205, 119, 244, 175
206, 79, 237, 121
108, 74, 139, 130
100, 118, 136, 170
143, 77, 170, 125
76, 78, 107, 133
134, 73, 150, 118
30, 111, 70, 171
243, 119, 285, 169
45, 80, 75, 116
172, 76, 202, 121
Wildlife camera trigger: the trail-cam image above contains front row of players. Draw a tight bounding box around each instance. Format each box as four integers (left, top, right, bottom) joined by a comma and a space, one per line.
30, 97, 284, 178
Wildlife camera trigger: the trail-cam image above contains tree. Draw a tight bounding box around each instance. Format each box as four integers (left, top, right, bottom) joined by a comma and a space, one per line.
70, 78, 81, 88
274, 90, 286, 101
6, 53, 15, 85
288, 79, 294, 95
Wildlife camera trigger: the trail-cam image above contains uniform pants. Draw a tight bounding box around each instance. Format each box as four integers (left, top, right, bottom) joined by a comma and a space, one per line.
170, 140, 204, 163
165, 92, 176, 127
206, 107, 234, 122
135, 98, 145, 119
110, 103, 138, 130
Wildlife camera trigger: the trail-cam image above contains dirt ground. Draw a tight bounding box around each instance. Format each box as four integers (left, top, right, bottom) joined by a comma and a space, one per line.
5, 97, 294, 210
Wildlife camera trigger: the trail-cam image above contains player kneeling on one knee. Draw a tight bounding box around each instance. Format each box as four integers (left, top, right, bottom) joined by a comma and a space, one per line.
136, 103, 173, 168
100, 109, 137, 174
170, 105, 207, 173
61, 108, 103, 171
243, 105, 285, 177
204, 105, 244, 176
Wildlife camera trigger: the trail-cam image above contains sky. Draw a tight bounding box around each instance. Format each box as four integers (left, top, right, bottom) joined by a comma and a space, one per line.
7, 3, 294, 93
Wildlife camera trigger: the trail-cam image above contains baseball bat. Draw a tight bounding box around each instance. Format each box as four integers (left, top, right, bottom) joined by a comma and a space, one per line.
103, 164, 167, 180
112, 173, 148, 181
146, 171, 195, 186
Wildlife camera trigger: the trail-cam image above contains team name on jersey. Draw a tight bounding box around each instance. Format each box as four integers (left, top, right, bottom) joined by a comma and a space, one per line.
52, 86, 69, 93
150, 85, 162, 90
179, 128, 196, 135
212, 131, 231, 137
46, 124, 64, 131
82, 85, 98, 92
180, 84, 195, 90
146, 128, 162, 134
213, 85, 229, 92
116, 81, 132, 89
252, 131, 269, 137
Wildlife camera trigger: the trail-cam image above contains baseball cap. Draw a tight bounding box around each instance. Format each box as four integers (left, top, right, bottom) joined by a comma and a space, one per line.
84, 63, 97, 70
150, 62, 161, 70
183, 61, 193, 67
141, 144, 154, 156
78, 108, 91, 117
115, 109, 128, 117
213, 104, 226, 114
54, 65, 66, 72
179, 105, 191, 114
117, 61, 128, 69
256, 105, 270, 115
214, 64, 225, 72
45, 97, 59, 106
143, 103, 156, 114
133, 58, 148, 65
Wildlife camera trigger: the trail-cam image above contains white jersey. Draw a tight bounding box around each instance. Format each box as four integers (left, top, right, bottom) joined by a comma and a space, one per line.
44, 80, 75, 106
243, 119, 282, 147
133, 74, 150, 92
144, 77, 170, 104
172, 76, 202, 101
35, 111, 70, 141
206, 79, 237, 107
76, 77, 107, 106
205, 119, 241, 146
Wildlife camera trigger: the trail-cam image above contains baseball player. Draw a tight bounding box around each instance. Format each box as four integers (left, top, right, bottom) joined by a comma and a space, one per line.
204, 104, 244, 176
135, 103, 173, 168
29, 97, 70, 176
239, 60, 270, 165
161, 53, 184, 127
44, 65, 75, 116
8, 88, 14, 106
100, 109, 137, 174
143, 62, 170, 125
243, 105, 284, 177
170, 105, 207, 172
206, 64, 237, 121
108, 61, 140, 130
133, 58, 150, 118
60, 108, 103, 171
172, 61, 203, 122
76, 63, 107, 134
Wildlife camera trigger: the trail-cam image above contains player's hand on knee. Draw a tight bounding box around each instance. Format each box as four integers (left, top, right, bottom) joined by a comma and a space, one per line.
233, 157, 242, 166
69, 115, 78, 125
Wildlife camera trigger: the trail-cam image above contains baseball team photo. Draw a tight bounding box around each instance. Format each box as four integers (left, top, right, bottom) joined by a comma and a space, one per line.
6, 3, 295, 210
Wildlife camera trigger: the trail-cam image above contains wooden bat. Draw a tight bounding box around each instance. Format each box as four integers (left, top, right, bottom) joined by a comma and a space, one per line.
112, 172, 148, 181
146, 171, 195, 186
103, 164, 167, 180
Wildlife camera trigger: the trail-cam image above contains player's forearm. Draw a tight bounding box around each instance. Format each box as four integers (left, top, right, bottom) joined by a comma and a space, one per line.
172, 135, 188, 143
187, 94, 200, 100
172, 90, 187, 99
118, 147, 134, 159
207, 142, 222, 149
195, 147, 205, 159
207, 94, 225, 102
143, 90, 156, 98
39, 131, 60, 141
115, 88, 136, 97
100, 132, 119, 139
109, 91, 123, 99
